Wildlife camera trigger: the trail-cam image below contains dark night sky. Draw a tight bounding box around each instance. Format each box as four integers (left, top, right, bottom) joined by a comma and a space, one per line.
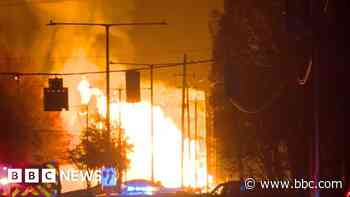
0, 0, 223, 92
0, 0, 223, 69
0, 0, 223, 163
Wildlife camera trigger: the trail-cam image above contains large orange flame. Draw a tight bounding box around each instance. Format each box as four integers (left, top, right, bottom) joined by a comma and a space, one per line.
77, 79, 210, 188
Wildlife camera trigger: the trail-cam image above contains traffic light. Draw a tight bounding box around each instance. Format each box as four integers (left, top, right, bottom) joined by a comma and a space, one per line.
125, 70, 141, 103
43, 78, 69, 111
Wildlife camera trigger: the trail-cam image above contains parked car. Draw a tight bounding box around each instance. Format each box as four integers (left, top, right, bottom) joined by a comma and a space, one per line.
209, 181, 242, 197
205, 181, 305, 197
121, 179, 164, 196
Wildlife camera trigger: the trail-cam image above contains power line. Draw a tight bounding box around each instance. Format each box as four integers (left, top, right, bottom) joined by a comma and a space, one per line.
229, 82, 289, 114
228, 60, 313, 114
0, 0, 83, 7
0, 59, 213, 77
0, 54, 213, 63
112, 59, 213, 67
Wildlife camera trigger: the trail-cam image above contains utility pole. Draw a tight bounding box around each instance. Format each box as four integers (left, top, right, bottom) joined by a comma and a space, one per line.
86, 105, 89, 134
85, 104, 90, 189
310, 1, 320, 197
150, 64, 155, 182
194, 98, 198, 188
205, 91, 210, 192
105, 25, 111, 139
181, 54, 187, 187
186, 87, 191, 162
116, 88, 123, 192
116, 88, 123, 152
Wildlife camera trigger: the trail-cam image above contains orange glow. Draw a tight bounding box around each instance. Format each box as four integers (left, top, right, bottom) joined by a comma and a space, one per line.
77, 78, 209, 188
77, 77, 92, 105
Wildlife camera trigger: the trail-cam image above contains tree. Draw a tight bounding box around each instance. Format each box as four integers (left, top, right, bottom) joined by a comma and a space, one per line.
69, 125, 133, 191
0, 77, 69, 164
210, 0, 312, 181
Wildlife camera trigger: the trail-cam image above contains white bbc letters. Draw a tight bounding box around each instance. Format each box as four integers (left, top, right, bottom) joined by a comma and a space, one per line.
8, 168, 57, 184
42, 168, 56, 183
7, 168, 22, 183
25, 169, 39, 183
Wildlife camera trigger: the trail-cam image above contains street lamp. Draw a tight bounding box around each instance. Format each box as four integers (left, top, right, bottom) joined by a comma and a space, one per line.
47, 20, 166, 140
47, 20, 167, 185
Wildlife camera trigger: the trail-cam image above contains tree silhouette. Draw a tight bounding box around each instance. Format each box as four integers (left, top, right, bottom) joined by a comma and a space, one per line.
69, 124, 133, 191
0, 77, 69, 164
210, 0, 312, 180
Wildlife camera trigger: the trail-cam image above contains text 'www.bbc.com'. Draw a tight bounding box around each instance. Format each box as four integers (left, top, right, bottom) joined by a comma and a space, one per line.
243, 178, 343, 191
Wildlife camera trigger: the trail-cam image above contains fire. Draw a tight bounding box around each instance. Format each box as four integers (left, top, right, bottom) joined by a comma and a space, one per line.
77, 77, 92, 105
77, 79, 209, 188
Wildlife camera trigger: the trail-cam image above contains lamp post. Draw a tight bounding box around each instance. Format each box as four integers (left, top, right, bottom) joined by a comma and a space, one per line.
150, 65, 155, 182
47, 20, 167, 142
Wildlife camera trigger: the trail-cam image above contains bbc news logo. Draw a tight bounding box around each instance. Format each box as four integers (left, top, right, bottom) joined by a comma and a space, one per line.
8, 168, 56, 184
7, 168, 102, 184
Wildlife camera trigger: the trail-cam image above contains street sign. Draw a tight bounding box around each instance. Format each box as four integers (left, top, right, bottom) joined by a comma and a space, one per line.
101, 167, 117, 187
